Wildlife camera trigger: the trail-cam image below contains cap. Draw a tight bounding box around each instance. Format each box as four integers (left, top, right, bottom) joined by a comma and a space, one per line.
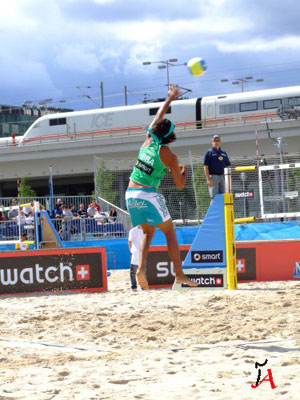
212, 134, 220, 140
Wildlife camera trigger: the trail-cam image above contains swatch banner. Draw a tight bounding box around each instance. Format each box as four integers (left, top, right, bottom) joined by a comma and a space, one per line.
235, 247, 257, 281
146, 246, 189, 288
0, 248, 107, 295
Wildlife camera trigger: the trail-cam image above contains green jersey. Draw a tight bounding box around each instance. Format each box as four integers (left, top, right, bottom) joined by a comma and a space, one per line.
130, 141, 168, 189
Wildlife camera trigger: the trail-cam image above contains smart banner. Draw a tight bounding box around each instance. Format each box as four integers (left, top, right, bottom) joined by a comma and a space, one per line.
0, 248, 107, 296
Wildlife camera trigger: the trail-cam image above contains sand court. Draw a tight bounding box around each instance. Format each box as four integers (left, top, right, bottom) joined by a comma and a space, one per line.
0, 270, 299, 399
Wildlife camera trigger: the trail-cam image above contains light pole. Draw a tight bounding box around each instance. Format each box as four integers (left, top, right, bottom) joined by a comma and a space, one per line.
39, 98, 53, 115
143, 59, 187, 92
221, 77, 264, 92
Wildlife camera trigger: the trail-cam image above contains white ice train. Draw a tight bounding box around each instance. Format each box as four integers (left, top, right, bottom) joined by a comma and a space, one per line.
2, 85, 300, 147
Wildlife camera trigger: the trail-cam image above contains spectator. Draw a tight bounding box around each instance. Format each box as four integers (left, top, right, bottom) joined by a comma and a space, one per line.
108, 207, 118, 223
8, 199, 18, 220
61, 205, 73, 241
54, 198, 63, 216
77, 203, 87, 218
23, 202, 34, 217
87, 202, 98, 217
203, 134, 231, 199
56, 198, 62, 207
21, 233, 28, 242
55, 214, 62, 234
18, 210, 26, 224
94, 211, 107, 224
25, 211, 35, 241
69, 204, 77, 216
128, 225, 145, 291
89, 199, 100, 212
0, 209, 5, 221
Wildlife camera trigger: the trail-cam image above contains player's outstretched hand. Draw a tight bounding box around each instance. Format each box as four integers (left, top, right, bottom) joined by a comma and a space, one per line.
168, 84, 180, 99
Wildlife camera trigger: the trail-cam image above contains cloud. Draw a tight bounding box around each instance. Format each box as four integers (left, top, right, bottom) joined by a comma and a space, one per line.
1, 0, 300, 108
216, 36, 300, 53
55, 45, 102, 72
93, 0, 115, 3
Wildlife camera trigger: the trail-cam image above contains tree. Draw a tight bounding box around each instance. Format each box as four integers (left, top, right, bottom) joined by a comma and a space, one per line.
19, 177, 36, 198
94, 160, 117, 204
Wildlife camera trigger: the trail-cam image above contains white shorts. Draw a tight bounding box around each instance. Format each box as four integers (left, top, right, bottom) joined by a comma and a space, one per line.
125, 187, 171, 227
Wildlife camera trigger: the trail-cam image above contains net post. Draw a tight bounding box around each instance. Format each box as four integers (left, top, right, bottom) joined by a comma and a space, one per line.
224, 193, 237, 290
224, 167, 232, 193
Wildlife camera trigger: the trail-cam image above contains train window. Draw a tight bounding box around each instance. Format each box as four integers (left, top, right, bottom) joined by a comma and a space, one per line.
49, 118, 67, 126
288, 97, 300, 106
149, 107, 171, 116
240, 102, 258, 112
219, 103, 239, 114
263, 99, 281, 109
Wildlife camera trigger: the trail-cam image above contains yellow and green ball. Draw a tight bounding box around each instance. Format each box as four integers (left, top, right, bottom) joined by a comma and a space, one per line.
187, 57, 207, 76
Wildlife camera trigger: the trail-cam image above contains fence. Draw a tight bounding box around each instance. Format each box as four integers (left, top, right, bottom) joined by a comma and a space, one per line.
94, 153, 300, 223
0, 195, 93, 210
0, 153, 299, 245
0, 215, 127, 243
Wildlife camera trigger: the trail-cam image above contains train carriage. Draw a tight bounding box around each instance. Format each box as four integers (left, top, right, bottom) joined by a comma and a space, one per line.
0, 85, 300, 147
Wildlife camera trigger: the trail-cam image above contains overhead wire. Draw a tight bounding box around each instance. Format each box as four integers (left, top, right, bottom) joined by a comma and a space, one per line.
2, 59, 300, 110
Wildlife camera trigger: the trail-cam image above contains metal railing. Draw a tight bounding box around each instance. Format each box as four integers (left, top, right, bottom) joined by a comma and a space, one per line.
0, 195, 94, 209
0, 220, 34, 242
0, 215, 128, 242
50, 216, 128, 241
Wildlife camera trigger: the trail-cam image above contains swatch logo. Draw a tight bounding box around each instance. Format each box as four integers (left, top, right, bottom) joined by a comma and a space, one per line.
182, 274, 224, 288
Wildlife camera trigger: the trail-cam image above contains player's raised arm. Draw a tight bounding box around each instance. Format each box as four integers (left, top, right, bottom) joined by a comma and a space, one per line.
150, 84, 180, 130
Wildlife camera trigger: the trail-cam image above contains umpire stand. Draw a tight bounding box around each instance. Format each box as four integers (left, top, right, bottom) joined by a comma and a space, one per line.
172, 167, 237, 291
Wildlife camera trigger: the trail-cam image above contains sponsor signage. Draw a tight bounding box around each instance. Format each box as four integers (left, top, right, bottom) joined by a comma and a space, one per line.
264, 195, 284, 202
236, 247, 257, 281
284, 191, 298, 199
234, 191, 254, 199
148, 241, 300, 287
191, 250, 223, 263
147, 245, 257, 288
146, 246, 189, 288
0, 248, 107, 296
181, 274, 223, 288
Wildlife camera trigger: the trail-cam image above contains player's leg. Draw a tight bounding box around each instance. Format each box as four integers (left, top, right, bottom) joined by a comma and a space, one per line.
136, 222, 155, 290
157, 219, 198, 286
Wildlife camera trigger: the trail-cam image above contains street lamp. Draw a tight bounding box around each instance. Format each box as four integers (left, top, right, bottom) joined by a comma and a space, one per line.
143, 59, 187, 91
221, 77, 264, 92
39, 98, 53, 115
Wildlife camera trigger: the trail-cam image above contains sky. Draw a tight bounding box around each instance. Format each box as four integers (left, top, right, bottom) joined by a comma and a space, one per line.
1, 0, 300, 110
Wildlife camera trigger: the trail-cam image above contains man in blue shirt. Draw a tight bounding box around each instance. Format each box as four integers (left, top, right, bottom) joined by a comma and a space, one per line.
203, 134, 231, 198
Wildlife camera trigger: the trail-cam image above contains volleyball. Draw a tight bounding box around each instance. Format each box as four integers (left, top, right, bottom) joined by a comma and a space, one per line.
187, 57, 207, 76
